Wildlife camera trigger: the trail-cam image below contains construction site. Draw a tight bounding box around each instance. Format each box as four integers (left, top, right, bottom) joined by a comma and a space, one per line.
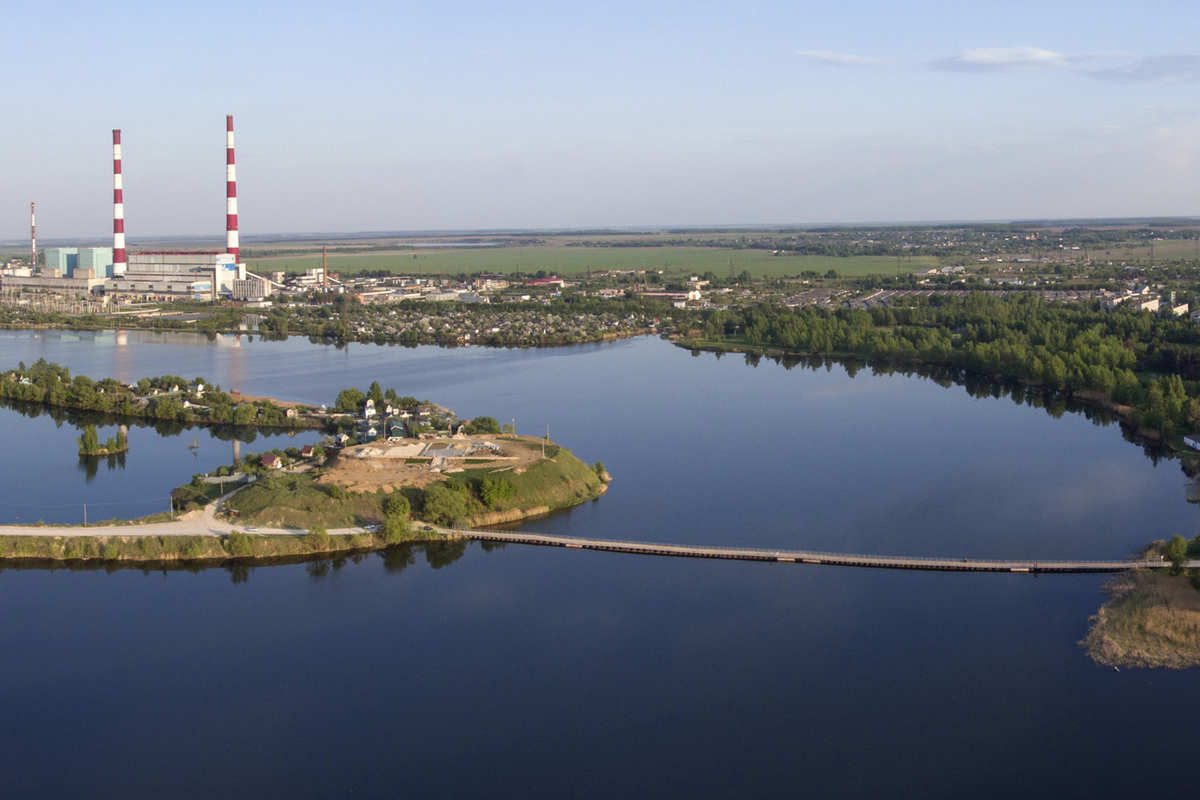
314, 435, 549, 494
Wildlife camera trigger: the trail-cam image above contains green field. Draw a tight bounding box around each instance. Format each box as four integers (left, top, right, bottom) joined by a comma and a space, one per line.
245, 246, 938, 279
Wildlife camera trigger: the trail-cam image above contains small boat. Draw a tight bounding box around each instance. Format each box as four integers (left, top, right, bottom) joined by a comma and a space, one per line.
188, 436, 200, 450
1113, 667, 1120, 672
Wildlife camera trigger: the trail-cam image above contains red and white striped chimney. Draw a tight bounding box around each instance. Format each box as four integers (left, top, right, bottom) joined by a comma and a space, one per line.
226, 115, 239, 262
30, 203, 36, 269
112, 129, 126, 276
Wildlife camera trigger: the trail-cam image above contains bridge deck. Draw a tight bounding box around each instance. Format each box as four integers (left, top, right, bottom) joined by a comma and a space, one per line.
456, 528, 1167, 573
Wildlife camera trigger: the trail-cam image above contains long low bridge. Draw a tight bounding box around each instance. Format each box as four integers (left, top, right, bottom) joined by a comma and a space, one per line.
456, 528, 1170, 573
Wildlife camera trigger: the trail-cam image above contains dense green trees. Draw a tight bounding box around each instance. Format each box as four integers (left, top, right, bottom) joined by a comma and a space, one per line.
1, 359, 314, 432
421, 483, 470, 526
335, 387, 366, 412
464, 415, 501, 435
692, 294, 1200, 435
76, 424, 127, 455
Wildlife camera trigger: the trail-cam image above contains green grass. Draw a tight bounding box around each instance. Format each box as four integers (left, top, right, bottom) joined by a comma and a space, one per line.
224, 474, 386, 529
171, 481, 229, 511
455, 447, 602, 515
246, 246, 937, 280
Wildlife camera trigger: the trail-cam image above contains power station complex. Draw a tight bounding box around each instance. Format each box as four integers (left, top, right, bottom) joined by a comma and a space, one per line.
4, 117, 270, 303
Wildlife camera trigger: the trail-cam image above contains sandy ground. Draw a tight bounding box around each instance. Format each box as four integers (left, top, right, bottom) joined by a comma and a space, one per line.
314, 434, 545, 493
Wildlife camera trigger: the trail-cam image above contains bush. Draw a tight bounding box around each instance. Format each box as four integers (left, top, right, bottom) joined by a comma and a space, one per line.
479, 476, 515, 508
422, 483, 470, 526
226, 531, 253, 557
384, 494, 411, 519
1166, 534, 1188, 571
383, 515, 410, 544
306, 523, 330, 551
382, 494, 412, 544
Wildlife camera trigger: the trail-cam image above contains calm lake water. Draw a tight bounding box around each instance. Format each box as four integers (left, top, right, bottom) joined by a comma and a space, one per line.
0, 329, 1197, 798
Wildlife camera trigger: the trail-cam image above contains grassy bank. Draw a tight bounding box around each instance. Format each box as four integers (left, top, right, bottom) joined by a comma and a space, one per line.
0, 528, 440, 564
224, 475, 392, 529
455, 447, 605, 526
1082, 571, 1200, 668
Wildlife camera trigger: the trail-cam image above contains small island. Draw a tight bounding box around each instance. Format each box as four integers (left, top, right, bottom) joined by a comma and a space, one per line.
1082, 535, 1200, 669
77, 424, 128, 457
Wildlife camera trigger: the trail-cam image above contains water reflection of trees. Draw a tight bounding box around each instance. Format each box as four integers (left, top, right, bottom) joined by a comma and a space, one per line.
0, 395, 309, 445
732, 351, 1177, 465
78, 451, 126, 482
0, 539, 483, 584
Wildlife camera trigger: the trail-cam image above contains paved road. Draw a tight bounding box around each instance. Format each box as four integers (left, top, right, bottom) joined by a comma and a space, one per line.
0, 493, 362, 538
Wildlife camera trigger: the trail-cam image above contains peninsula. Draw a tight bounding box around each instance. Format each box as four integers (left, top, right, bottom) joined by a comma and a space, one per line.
0, 374, 610, 565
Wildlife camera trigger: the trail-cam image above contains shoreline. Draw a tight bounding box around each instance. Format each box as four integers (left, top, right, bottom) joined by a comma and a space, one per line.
0, 320, 656, 350
672, 338, 1165, 441
1082, 571, 1200, 669
0, 453, 612, 564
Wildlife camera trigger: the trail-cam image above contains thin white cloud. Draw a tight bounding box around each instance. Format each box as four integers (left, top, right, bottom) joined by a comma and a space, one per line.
795, 50, 886, 66
931, 47, 1200, 83
932, 47, 1079, 73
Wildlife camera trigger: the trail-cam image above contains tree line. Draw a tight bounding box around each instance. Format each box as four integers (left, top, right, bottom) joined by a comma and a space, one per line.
691, 293, 1200, 435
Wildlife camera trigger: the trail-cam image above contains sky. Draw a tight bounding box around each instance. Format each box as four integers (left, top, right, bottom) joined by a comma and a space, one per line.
5, 0, 1200, 240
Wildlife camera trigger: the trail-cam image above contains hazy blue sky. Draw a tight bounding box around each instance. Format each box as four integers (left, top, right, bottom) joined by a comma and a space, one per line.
6, 0, 1200, 240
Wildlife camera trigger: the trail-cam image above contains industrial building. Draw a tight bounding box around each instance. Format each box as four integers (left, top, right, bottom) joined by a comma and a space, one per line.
2, 117, 254, 302
106, 252, 243, 301
42, 247, 114, 279
79, 247, 114, 278
231, 273, 271, 301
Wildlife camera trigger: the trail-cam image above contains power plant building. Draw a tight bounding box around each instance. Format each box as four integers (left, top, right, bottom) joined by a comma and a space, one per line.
40, 247, 113, 279
44, 248, 78, 277
106, 253, 243, 301
78, 247, 114, 278
2, 117, 258, 302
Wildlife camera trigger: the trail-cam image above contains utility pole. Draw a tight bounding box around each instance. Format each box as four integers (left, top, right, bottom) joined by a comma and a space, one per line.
83, 503, 87, 526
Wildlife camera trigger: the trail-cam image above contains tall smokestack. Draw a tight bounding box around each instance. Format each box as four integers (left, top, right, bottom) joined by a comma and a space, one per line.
323, 246, 328, 289
30, 203, 36, 269
112, 130, 126, 276
226, 115, 239, 262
